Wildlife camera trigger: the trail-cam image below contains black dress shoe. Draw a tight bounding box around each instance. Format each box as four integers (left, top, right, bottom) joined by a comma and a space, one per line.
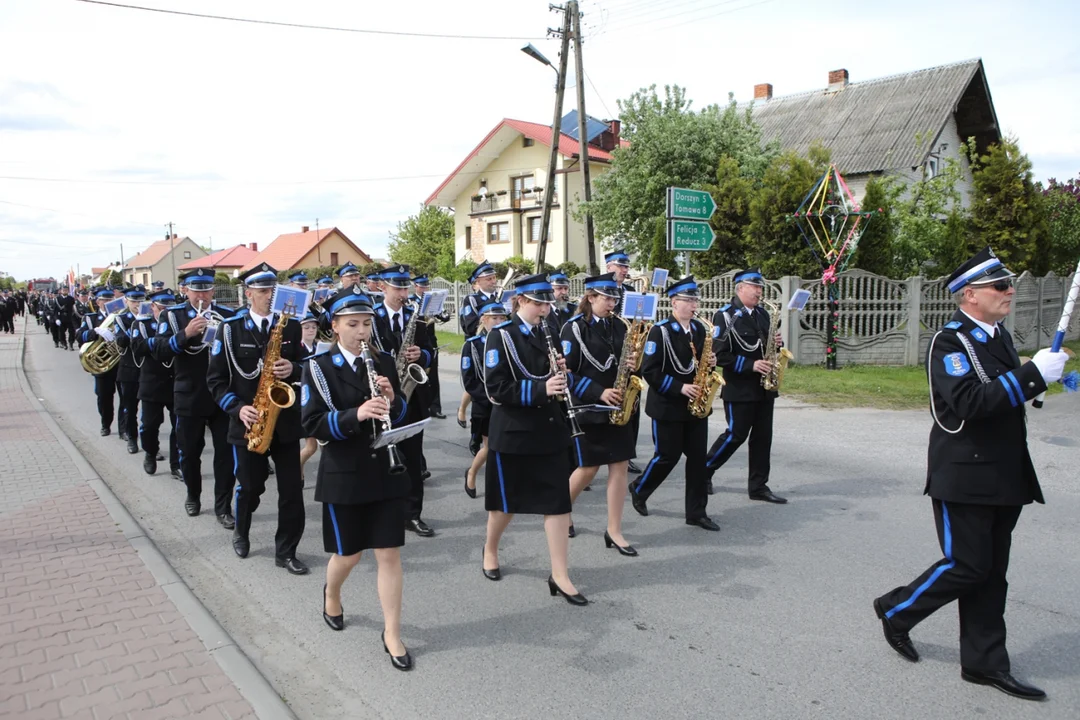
547, 576, 588, 606
464, 471, 477, 499
629, 486, 648, 517
961, 669, 1045, 700
232, 533, 249, 558
322, 584, 344, 631
686, 516, 720, 531
627, 460, 643, 474
184, 498, 200, 516
431, 411, 446, 419
156, 453, 164, 461
749, 490, 788, 504
582, 484, 591, 491
604, 531, 638, 557
482, 544, 501, 581
217, 513, 235, 530
406, 518, 435, 537
143, 453, 157, 475
421, 470, 431, 481
100, 426, 111, 437
276, 556, 310, 575
873, 598, 919, 662
568, 524, 576, 539
170, 466, 182, 480
382, 631, 413, 671
127, 438, 139, 454
118, 430, 128, 442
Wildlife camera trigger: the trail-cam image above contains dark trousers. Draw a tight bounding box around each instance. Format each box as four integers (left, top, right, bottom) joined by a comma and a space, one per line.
0, 314, 11, 333
117, 381, 140, 441
50, 320, 63, 346
94, 369, 117, 429
233, 439, 304, 560
140, 400, 179, 468
401, 431, 425, 521
632, 416, 709, 520
705, 398, 775, 494
876, 500, 1023, 673
428, 353, 442, 413
65, 321, 77, 347
175, 411, 235, 516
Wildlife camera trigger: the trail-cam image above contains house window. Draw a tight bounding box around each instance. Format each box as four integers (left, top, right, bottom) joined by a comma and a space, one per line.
512, 175, 535, 201
523, 138, 534, 148
183, 251, 191, 259
487, 222, 510, 244
526, 216, 547, 243
142, 273, 148, 285
465, 226, 472, 249
925, 158, 938, 179
330, 252, 339, 266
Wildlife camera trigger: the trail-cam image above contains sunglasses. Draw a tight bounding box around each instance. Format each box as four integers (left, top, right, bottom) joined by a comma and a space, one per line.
973, 278, 1014, 292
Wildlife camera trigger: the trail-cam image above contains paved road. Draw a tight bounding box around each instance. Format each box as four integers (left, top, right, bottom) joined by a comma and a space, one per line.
24, 323, 1080, 719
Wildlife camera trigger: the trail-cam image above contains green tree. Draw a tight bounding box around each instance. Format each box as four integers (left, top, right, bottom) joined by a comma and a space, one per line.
101, 269, 124, 286
850, 177, 895, 277
387, 205, 455, 277
693, 156, 753, 276
746, 144, 832, 277
1043, 175, 1080, 275
966, 136, 1049, 274
581, 85, 777, 266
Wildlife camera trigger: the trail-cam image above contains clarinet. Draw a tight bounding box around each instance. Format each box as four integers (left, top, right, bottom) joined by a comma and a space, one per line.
543, 329, 585, 438
359, 341, 408, 476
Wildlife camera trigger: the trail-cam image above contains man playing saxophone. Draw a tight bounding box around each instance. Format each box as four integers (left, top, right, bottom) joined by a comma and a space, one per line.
704, 268, 788, 504
630, 276, 721, 532
207, 263, 309, 574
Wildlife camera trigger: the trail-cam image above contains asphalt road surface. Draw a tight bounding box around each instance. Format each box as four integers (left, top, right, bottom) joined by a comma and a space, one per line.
24, 327, 1080, 719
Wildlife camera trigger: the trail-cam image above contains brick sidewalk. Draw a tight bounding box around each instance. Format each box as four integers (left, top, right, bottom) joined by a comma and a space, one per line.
0, 317, 257, 720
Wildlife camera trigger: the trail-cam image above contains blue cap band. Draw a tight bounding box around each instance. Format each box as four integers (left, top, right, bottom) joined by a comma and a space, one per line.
183, 274, 214, 285
585, 279, 618, 291
515, 281, 554, 295
947, 259, 1003, 292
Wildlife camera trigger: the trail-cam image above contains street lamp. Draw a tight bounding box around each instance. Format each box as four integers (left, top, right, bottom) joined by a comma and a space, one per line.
521, 41, 567, 271
521, 44, 554, 72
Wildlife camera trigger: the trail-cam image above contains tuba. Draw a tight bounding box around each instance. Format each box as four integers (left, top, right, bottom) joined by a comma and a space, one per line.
609, 315, 651, 426
396, 301, 429, 402
79, 305, 122, 374
245, 309, 297, 454
688, 316, 725, 418
760, 300, 795, 392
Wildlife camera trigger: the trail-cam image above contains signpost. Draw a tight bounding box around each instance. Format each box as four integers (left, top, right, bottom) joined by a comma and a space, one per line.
666, 187, 716, 273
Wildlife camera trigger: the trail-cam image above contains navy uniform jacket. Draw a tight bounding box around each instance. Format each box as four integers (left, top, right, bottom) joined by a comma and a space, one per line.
206, 313, 304, 446
924, 310, 1046, 506
55, 294, 75, 323
150, 302, 237, 417
712, 298, 775, 403
372, 302, 435, 420
300, 345, 407, 505
113, 312, 142, 384
641, 316, 710, 421
560, 313, 627, 426
459, 290, 496, 337
460, 333, 492, 419
129, 316, 174, 405
483, 316, 570, 453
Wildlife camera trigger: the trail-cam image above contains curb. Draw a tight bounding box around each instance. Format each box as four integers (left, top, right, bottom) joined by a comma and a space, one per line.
15, 319, 298, 720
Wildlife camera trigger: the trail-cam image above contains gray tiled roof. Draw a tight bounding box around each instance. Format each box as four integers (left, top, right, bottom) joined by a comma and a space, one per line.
749, 59, 986, 175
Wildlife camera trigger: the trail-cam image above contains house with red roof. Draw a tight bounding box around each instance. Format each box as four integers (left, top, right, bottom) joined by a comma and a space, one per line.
123, 235, 207, 289
178, 243, 259, 278
241, 226, 371, 274
425, 111, 625, 268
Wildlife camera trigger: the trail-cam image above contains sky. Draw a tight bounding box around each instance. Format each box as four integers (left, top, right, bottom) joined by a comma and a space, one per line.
1, 0, 1078, 281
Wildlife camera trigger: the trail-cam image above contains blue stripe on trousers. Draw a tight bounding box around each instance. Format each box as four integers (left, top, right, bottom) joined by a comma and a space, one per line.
885, 503, 955, 619
707, 402, 735, 467
635, 419, 661, 494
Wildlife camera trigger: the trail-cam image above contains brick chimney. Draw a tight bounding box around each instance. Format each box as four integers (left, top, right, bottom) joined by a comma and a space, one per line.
828, 69, 849, 92
596, 120, 621, 152
301, 225, 310, 233
754, 83, 773, 101
249, 243, 258, 252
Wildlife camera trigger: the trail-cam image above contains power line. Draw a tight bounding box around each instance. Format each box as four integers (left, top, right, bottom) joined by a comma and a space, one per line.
583, 70, 615, 120
74, 0, 546, 41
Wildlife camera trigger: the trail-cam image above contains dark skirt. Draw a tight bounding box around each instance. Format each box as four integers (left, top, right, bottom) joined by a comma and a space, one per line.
571, 422, 637, 468
470, 415, 490, 438
323, 499, 406, 555
485, 450, 571, 515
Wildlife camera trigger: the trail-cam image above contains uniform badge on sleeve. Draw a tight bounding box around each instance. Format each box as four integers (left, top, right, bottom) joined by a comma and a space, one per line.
301, 385, 310, 407
562, 340, 572, 356
944, 352, 971, 377
212, 339, 222, 355
159, 322, 168, 334
486, 349, 499, 368
644, 340, 657, 356
462, 356, 471, 370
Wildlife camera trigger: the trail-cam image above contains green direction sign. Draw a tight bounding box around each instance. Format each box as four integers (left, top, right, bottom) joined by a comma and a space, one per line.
667, 220, 716, 252
667, 187, 716, 221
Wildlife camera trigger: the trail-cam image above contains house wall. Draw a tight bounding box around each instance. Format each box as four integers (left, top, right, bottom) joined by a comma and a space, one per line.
125, 238, 207, 288
295, 231, 368, 270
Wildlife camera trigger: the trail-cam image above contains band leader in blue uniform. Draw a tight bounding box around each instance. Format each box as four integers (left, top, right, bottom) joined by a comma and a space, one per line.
461, 301, 509, 498
482, 273, 587, 605
872, 247, 1069, 701
301, 287, 414, 671
562, 273, 639, 555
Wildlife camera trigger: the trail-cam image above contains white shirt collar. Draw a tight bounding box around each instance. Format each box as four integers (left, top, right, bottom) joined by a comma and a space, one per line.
960, 310, 998, 338
248, 309, 270, 328
337, 345, 359, 369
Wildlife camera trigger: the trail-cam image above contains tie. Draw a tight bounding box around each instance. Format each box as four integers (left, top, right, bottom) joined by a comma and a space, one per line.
392, 314, 402, 337
352, 358, 360, 373
260, 319, 269, 336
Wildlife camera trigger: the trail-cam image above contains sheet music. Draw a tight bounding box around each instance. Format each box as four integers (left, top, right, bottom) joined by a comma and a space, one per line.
651, 268, 669, 288
788, 289, 812, 311
421, 289, 448, 317
622, 292, 658, 321
271, 285, 312, 318
373, 418, 430, 448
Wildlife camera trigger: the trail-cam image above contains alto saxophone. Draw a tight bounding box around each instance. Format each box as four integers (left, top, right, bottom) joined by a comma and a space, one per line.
760, 301, 795, 392
609, 315, 651, 426
245, 313, 297, 454
688, 316, 725, 419
396, 301, 429, 402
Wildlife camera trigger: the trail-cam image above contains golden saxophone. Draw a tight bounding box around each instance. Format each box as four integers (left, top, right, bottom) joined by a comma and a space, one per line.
688, 316, 725, 418
760, 300, 794, 392
609, 315, 651, 426
245, 313, 297, 454
396, 301, 429, 402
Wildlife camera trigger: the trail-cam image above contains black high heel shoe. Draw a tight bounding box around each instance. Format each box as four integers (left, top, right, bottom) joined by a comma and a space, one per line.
547, 575, 588, 606
382, 631, 413, 671
322, 584, 344, 631
482, 544, 501, 581
464, 470, 477, 499
604, 531, 638, 557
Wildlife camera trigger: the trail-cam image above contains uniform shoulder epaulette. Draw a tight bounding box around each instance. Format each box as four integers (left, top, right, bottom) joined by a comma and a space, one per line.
657, 317, 672, 326
719, 304, 731, 313
493, 320, 512, 329
465, 334, 484, 343
221, 315, 245, 323
943, 321, 962, 330
309, 349, 331, 360
566, 313, 583, 324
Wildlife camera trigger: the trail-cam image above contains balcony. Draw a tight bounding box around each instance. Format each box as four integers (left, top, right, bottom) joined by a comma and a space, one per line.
469, 189, 556, 215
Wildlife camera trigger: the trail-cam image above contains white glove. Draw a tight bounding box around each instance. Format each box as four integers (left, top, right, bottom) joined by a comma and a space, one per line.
1031, 348, 1068, 384
94, 326, 116, 343
55, 319, 61, 327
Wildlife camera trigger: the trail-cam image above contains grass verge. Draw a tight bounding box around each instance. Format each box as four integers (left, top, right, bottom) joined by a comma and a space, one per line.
435, 330, 466, 354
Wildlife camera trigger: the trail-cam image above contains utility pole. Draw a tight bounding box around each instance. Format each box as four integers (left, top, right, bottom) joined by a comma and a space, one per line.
166, 221, 176, 289
536, 4, 572, 273
570, 1, 599, 275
